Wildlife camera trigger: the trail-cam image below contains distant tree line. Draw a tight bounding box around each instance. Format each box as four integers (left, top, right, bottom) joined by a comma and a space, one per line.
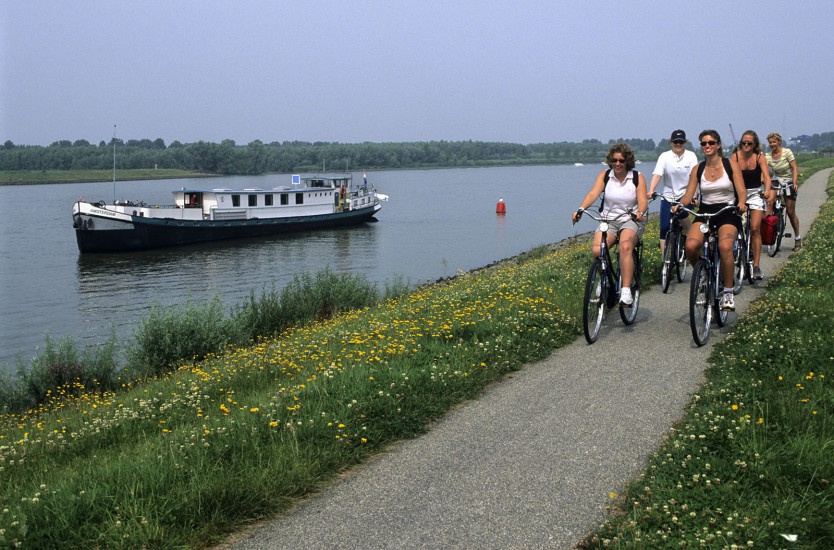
3, 132, 831, 175
0, 137, 658, 175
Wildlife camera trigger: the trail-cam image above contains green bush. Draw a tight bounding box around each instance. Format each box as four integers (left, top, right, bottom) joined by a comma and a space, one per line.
124, 296, 236, 378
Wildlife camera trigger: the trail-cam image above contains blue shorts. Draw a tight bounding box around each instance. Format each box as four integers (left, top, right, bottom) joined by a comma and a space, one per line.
660, 198, 690, 238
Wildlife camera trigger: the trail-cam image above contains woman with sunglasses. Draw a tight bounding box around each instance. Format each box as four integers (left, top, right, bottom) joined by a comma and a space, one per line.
732, 130, 773, 280
765, 132, 801, 249
674, 130, 747, 311
572, 142, 648, 306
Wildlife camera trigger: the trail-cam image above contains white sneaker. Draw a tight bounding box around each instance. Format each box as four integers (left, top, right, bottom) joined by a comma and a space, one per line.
720, 292, 735, 311
620, 287, 633, 306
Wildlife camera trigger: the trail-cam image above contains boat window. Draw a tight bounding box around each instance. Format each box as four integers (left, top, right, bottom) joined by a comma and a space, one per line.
265, 194, 273, 206
248, 195, 257, 207
296, 194, 304, 205
232, 194, 240, 207
280, 194, 289, 205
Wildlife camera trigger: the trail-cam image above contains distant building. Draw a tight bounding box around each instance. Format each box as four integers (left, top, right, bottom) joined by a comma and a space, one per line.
791, 134, 812, 151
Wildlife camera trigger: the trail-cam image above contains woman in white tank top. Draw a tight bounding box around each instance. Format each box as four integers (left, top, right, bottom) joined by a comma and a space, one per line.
674, 129, 747, 311
572, 143, 648, 305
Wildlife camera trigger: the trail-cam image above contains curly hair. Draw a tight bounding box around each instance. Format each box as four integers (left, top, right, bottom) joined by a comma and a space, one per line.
741, 130, 763, 154
605, 142, 636, 170
767, 131, 783, 144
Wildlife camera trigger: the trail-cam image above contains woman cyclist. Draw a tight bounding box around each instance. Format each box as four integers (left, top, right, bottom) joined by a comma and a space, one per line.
765, 131, 801, 249
673, 130, 747, 311
572, 142, 648, 306
733, 130, 773, 279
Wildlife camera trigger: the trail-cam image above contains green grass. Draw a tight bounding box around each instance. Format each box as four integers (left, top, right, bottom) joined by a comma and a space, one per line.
0, 169, 207, 185
0, 162, 831, 548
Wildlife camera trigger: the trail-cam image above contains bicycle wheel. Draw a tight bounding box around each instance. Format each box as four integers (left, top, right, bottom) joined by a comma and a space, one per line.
675, 228, 687, 283
744, 229, 755, 284
661, 230, 675, 293
690, 259, 711, 346
732, 235, 744, 294
767, 206, 784, 257
716, 261, 729, 327
583, 259, 606, 344
620, 247, 641, 325
773, 208, 786, 254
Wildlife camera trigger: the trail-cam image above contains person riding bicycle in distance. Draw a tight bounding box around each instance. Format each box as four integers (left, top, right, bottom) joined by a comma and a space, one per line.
648, 129, 699, 256
572, 142, 648, 306
673, 130, 747, 311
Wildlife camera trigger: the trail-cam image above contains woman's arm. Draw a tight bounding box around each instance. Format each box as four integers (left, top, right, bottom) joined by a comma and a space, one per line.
635, 173, 648, 221
675, 165, 699, 211
759, 154, 772, 193
729, 155, 748, 212
572, 170, 607, 222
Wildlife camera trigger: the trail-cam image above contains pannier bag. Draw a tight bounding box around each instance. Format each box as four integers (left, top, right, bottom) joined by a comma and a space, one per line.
761, 214, 779, 245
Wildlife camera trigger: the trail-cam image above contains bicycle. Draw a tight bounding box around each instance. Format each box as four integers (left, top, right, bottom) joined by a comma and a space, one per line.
733, 190, 759, 293
573, 208, 644, 344
655, 192, 689, 293
675, 203, 739, 347
766, 179, 792, 257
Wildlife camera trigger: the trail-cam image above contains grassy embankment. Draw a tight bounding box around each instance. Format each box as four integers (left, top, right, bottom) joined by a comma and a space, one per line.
0, 161, 832, 548
0, 169, 208, 185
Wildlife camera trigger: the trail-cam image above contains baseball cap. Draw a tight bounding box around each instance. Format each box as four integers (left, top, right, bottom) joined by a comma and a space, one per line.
671, 130, 686, 142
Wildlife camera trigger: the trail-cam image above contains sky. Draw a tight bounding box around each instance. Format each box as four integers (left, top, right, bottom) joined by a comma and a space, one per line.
2, 0, 833, 147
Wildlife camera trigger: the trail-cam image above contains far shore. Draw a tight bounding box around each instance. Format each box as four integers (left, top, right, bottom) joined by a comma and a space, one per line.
0, 169, 219, 186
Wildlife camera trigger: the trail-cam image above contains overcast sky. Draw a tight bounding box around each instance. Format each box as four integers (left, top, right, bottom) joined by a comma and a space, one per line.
2, 1, 833, 147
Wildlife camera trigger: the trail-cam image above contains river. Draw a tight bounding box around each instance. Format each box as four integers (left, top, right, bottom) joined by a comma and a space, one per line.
0, 163, 627, 370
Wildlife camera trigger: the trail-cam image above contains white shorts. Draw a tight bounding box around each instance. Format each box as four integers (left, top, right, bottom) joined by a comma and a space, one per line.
746, 191, 765, 211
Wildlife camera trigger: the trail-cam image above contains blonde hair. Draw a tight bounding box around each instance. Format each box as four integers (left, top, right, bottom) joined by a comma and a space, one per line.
767, 132, 783, 143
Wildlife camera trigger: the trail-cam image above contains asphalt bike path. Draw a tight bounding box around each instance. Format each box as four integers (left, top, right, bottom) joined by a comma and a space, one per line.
222, 168, 831, 549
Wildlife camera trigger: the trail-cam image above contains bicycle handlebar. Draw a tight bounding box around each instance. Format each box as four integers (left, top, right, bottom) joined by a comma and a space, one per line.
573, 208, 640, 225
673, 203, 738, 218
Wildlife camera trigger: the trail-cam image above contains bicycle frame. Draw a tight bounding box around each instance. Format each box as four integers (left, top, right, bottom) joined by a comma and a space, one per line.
767, 180, 790, 256
575, 208, 643, 343
676, 203, 737, 346
658, 192, 689, 292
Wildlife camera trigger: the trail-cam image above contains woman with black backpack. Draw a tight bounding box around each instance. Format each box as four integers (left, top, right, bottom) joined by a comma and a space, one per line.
673, 130, 747, 311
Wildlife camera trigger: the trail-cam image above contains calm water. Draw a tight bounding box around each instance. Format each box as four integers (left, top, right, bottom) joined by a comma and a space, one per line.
0, 164, 621, 370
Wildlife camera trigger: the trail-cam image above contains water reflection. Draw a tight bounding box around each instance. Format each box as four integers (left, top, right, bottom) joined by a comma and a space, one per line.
74, 224, 383, 341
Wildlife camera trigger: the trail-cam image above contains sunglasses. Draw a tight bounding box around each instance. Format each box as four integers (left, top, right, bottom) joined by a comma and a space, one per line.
740, 140, 754, 146
611, 158, 627, 164
671, 140, 686, 145
700, 140, 718, 147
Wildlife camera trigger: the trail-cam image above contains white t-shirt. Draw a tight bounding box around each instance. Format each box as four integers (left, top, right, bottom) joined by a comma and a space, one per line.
652, 149, 699, 199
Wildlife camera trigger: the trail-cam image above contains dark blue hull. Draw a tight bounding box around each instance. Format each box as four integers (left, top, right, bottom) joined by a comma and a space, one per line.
75, 207, 379, 253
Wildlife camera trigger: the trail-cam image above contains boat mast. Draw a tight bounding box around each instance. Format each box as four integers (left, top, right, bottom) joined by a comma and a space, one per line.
112, 124, 117, 203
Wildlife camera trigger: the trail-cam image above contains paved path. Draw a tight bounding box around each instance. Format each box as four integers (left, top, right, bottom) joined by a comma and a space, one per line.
221, 169, 831, 550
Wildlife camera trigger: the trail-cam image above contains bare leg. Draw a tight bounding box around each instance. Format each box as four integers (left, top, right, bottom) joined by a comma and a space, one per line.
718, 225, 738, 289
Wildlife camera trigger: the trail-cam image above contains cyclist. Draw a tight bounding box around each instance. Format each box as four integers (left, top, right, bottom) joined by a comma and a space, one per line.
673, 130, 747, 311
765, 132, 801, 249
572, 143, 648, 306
648, 129, 698, 256
732, 130, 773, 280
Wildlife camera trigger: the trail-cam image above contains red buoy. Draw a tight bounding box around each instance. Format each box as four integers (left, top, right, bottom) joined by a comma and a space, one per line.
496, 198, 506, 214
